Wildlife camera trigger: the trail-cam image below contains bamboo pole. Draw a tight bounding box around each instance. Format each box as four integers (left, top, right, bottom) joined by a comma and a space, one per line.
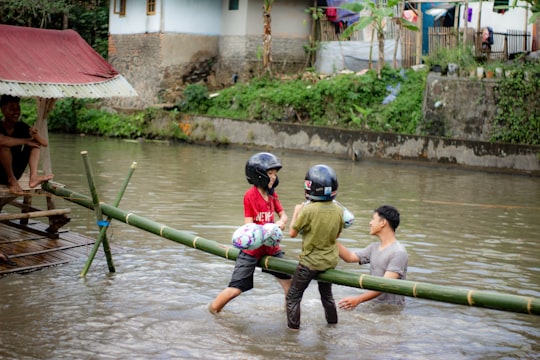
80, 160, 137, 277
0, 208, 70, 221
80, 151, 115, 273
41, 182, 540, 316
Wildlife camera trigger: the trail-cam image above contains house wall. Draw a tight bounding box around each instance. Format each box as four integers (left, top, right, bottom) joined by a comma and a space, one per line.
217, 0, 311, 83
108, 32, 162, 109
458, 1, 533, 45
109, 0, 221, 108
108, 0, 314, 108
162, 0, 222, 35
109, 0, 161, 34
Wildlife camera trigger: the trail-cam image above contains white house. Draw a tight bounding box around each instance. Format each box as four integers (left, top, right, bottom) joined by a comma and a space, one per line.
108, 0, 312, 109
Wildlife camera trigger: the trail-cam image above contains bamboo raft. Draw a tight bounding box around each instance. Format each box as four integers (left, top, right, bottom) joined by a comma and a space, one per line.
0, 220, 97, 275
0, 174, 89, 275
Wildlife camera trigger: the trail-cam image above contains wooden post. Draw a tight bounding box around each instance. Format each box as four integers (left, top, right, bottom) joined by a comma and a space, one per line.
463, 0, 468, 51
416, 2, 423, 64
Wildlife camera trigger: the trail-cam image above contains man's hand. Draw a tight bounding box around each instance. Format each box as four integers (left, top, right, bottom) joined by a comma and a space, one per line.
24, 138, 41, 148
275, 219, 286, 230
29, 127, 39, 138
338, 296, 361, 310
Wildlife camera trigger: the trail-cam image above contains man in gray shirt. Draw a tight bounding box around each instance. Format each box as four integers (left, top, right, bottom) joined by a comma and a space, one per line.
337, 205, 408, 308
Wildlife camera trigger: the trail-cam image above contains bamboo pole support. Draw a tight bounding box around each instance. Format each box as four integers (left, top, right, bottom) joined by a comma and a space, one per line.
80, 159, 137, 277
80, 151, 115, 274
41, 182, 540, 316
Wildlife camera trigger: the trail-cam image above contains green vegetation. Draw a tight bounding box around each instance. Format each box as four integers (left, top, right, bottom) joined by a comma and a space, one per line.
202, 67, 426, 133
30, 63, 538, 146
22, 99, 187, 140
492, 63, 540, 145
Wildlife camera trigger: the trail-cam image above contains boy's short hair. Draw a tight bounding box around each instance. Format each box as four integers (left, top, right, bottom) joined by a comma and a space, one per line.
375, 205, 400, 231
0, 95, 20, 107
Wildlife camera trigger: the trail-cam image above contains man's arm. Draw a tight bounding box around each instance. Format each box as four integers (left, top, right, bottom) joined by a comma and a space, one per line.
338, 270, 400, 310
337, 242, 360, 263
29, 128, 48, 147
0, 134, 40, 148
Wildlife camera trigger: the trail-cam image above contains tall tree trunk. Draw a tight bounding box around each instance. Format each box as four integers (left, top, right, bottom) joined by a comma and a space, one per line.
263, 1, 274, 75
378, 31, 385, 78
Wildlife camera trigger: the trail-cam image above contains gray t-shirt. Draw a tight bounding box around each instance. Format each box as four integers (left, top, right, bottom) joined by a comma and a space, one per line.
354, 241, 408, 305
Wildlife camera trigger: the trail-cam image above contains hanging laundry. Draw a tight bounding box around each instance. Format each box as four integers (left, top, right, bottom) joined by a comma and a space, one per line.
326, 7, 338, 22
326, 0, 360, 26
403, 9, 418, 23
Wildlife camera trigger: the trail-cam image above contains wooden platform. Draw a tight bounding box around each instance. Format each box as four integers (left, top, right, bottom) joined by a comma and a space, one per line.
0, 219, 97, 275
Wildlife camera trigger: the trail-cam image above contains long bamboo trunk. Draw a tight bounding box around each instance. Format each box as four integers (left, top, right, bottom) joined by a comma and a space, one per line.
42, 182, 540, 317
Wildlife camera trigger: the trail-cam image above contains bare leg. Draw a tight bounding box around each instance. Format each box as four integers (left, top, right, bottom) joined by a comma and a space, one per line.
209, 287, 242, 313
0, 146, 22, 193
28, 147, 53, 188
277, 278, 292, 296
277, 278, 292, 312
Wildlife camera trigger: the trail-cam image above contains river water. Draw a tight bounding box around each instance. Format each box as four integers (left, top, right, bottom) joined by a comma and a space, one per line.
0, 134, 539, 359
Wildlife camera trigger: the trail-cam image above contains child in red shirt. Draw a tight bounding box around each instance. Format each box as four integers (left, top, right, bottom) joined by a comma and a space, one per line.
209, 152, 291, 313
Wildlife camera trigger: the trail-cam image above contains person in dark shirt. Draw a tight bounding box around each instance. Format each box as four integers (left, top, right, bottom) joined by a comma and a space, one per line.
0, 95, 53, 193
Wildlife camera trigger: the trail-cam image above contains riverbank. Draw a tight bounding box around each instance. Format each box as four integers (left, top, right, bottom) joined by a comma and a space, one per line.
182, 115, 540, 176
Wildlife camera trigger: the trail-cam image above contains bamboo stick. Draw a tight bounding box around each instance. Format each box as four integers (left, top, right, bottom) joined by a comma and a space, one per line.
81, 151, 115, 274
80, 159, 137, 277
0, 208, 70, 221
41, 182, 540, 316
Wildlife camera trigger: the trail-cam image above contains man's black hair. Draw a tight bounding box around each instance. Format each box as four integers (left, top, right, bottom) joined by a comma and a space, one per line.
375, 205, 400, 232
0, 95, 20, 107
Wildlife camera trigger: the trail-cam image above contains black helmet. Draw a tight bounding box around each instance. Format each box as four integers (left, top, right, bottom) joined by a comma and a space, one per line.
245, 152, 282, 193
304, 164, 338, 201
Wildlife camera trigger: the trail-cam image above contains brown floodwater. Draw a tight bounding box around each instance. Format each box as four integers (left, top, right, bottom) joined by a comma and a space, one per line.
0, 133, 538, 359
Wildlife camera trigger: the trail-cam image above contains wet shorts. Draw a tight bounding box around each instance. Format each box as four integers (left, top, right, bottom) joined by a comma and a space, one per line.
228, 250, 291, 292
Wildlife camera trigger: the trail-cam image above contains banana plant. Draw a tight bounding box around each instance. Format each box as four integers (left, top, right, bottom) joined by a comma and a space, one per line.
341, 0, 418, 77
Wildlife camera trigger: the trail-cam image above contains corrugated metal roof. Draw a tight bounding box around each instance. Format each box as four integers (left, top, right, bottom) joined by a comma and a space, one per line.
0, 77, 138, 98
0, 24, 137, 99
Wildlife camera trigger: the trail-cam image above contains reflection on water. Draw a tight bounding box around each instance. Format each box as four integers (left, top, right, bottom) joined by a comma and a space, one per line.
0, 134, 539, 359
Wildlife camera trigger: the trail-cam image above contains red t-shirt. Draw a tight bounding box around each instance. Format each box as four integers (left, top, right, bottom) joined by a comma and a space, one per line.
242, 186, 284, 258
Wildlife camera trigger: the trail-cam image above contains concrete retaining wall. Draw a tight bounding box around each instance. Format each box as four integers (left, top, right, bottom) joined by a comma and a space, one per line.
185, 116, 540, 176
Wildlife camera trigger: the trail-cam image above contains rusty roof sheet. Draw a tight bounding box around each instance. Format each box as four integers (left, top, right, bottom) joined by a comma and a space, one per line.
0, 24, 137, 99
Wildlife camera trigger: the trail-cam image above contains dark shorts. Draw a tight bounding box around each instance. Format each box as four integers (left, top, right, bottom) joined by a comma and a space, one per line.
0, 146, 31, 185
228, 250, 292, 292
